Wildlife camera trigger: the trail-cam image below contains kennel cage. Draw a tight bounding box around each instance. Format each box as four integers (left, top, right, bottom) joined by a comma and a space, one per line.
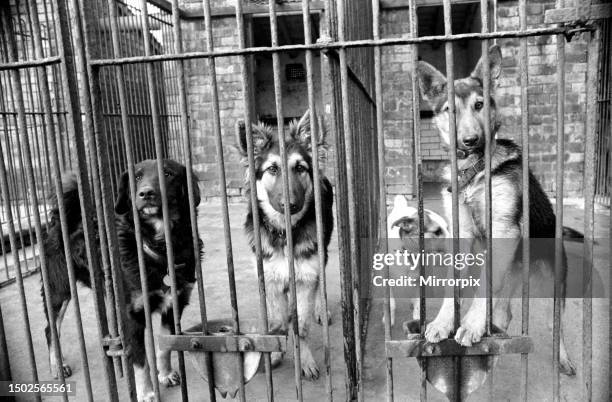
0, 0, 609, 401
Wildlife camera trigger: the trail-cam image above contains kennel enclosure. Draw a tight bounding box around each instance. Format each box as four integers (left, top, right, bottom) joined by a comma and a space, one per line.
0, 0, 610, 401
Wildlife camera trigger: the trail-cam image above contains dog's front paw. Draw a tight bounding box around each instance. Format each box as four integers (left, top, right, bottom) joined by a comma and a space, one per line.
300, 352, 319, 380
454, 322, 485, 347
158, 370, 181, 387
425, 319, 453, 343
51, 362, 72, 379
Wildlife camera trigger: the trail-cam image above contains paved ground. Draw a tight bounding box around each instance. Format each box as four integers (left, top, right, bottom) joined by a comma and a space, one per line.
0, 187, 609, 401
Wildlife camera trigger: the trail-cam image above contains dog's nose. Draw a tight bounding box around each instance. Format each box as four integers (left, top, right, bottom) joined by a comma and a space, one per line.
138, 187, 155, 199
462, 135, 478, 147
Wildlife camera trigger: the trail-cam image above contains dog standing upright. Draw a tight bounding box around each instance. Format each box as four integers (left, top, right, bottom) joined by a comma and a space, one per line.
416, 45, 576, 375
237, 110, 334, 379
42, 159, 202, 401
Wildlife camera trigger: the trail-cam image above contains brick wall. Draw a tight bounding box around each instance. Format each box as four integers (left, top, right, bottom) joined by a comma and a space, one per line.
175, 1, 591, 198
377, 0, 591, 197
495, 0, 589, 196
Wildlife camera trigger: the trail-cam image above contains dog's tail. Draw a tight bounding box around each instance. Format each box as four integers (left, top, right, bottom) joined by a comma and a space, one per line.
562, 226, 584, 242
47, 173, 82, 233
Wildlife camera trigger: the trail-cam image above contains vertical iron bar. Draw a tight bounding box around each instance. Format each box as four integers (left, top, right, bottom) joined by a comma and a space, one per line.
321, 0, 358, 397
582, 24, 600, 402
174, 0, 217, 400
407, 1, 426, 401
442, 1, 461, 400
105, 0, 162, 398
301, 1, 333, 400
553, 30, 565, 402
480, 0, 493, 339
518, 1, 530, 400
372, 0, 392, 399
336, 0, 363, 399
138, 1, 189, 400
233, 0, 269, 400
268, 1, 303, 400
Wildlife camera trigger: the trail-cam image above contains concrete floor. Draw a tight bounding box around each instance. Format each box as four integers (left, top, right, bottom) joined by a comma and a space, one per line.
0, 187, 609, 401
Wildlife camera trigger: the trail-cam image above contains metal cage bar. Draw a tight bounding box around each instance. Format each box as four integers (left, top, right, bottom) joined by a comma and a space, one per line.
582, 24, 601, 402
553, 26, 565, 402
518, 0, 530, 401
268, 1, 304, 399
301, 0, 333, 399
233, 0, 270, 400
442, 1, 462, 399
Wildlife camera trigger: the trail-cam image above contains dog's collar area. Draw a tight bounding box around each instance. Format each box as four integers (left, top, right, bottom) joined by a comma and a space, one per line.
446, 158, 486, 193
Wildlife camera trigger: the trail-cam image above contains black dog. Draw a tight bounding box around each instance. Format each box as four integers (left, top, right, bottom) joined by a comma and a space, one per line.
41, 159, 201, 401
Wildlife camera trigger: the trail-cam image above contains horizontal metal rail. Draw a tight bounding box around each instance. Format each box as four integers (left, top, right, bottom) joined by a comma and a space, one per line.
158, 334, 287, 353
88, 26, 593, 67
386, 336, 534, 358
0, 55, 61, 70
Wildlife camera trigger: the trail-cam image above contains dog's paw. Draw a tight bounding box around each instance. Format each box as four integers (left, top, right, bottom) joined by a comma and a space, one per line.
138, 391, 156, 402
300, 354, 319, 380
425, 319, 453, 343
51, 363, 72, 379
158, 370, 181, 387
454, 323, 485, 347
270, 352, 284, 369
560, 357, 576, 376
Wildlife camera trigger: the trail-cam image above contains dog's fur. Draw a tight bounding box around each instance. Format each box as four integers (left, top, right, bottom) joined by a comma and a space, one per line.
42, 159, 202, 401
237, 110, 334, 380
416, 45, 576, 375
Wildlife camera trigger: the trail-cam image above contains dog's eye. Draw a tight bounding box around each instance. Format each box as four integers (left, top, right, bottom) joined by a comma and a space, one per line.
135, 174, 143, 181
474, 101, 484, 110
267, 165, 279, 175
164, 171, 173, 178
442, 105, 449, 112
295, 164, 307, 174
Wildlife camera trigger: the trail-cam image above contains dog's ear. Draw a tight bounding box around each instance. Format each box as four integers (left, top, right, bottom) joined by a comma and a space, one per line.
291, 109, 326, 150
470, 45, 502, 85
416, 61, 448, 107
181, 166, 201, 208
114, 170, 131, 215
235, 120, 272, 157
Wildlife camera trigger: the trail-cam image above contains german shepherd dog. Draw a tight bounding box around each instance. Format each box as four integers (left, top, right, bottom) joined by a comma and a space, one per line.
416, 45, 577, 375
42, 160, 201, 401
237, 110, 334, 379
